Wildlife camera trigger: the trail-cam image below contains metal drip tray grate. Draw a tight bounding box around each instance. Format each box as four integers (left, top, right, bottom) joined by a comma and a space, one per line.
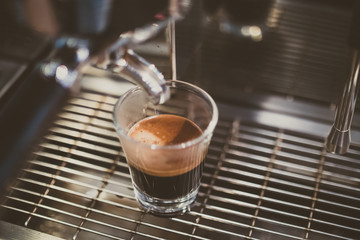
0, 91, 359, 239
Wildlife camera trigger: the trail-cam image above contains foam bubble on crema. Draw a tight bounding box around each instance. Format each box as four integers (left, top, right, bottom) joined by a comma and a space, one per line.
128, 114, 202, 146
129, 129, 164, 145
126, 114, 206, 176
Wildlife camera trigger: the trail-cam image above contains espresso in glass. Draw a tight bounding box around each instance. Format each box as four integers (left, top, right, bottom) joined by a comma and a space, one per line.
113, 80, 218, 216
127, 114, 204, 200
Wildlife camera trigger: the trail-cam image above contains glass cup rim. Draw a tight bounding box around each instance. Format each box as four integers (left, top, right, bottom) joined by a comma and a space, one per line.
113, 80, 219, 150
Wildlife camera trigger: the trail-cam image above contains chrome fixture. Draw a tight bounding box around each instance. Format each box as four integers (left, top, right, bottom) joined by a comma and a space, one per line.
326, 49, 360, 154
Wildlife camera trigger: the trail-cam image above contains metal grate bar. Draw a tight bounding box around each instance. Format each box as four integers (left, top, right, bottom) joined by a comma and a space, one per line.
1, 90, 359, 240
191, 118, 236, 238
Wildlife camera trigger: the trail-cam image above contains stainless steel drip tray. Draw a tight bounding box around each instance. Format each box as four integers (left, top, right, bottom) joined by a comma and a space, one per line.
0, 78, 359, 240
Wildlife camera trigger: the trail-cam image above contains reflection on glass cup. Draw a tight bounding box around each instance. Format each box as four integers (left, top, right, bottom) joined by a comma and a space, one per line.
113, 80, 218, 216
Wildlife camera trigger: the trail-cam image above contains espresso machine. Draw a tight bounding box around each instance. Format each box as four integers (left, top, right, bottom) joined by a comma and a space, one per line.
0, 0, 190, 194
0, 0, 359, 239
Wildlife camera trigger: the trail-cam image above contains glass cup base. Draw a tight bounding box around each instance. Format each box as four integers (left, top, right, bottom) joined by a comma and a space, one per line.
133, 185, 199, 217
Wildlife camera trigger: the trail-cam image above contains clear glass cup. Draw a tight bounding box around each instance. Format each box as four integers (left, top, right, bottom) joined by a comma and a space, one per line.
113, 80, 218, 216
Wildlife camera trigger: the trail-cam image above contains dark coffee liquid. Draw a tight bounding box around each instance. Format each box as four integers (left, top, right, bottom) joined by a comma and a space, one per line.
127, 114, 204, 199
129, 162, 204, 199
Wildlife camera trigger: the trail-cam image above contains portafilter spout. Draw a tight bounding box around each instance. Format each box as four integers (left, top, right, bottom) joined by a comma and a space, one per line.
90, 24, 172, 105
109, 49, 170, 105
326, 1, 360, 154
